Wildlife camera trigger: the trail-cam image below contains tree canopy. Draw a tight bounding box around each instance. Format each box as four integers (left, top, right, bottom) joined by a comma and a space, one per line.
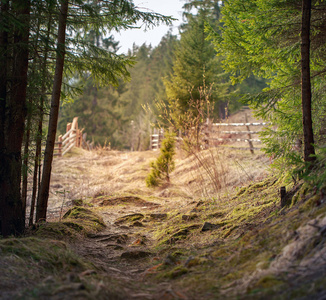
209, 0, 326, 171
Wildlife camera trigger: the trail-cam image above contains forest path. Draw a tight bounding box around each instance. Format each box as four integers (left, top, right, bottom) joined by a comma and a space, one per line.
46, 149, 199, 299
69, 193, 196, 299
42, 133, 269, 299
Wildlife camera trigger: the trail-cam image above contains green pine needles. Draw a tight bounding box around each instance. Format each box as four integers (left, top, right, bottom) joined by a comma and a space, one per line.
146, 132, 176, 187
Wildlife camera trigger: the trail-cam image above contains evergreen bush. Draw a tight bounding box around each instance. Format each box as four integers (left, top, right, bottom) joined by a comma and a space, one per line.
146, 132, 176, 187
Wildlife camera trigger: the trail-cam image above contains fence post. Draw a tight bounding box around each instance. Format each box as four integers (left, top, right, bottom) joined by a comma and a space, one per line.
58, 135, 62, 157
71, 117, 79, 147
77, 129, 81, 147
154, 128, 158, 150
66, 122, 71, 133
245, 113, 254, 154
79, 128, 84, 148
178, 129, 181, 149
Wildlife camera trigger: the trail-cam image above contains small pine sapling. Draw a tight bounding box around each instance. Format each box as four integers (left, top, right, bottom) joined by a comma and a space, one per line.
146, 132, 176, 187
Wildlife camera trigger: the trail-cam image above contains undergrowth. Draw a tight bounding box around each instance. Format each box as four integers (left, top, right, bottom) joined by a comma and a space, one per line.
147, 174, 326, 299
33, 205, 106, 240
0, 204, 134, 299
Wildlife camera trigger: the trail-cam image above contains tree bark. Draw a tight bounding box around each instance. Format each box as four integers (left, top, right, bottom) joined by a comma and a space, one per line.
0, 0, 9, 236
30, 3, 53, 226
0, 0, 30, 236
22, 114, 31, 216
36, 0, 69, 222
301, 0, 315, 164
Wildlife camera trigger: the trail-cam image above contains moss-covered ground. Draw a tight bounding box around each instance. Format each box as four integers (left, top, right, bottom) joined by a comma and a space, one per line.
1, 148, 326, 299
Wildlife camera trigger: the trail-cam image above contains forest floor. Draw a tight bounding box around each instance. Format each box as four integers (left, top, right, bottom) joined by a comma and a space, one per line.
1, 111, 326, 299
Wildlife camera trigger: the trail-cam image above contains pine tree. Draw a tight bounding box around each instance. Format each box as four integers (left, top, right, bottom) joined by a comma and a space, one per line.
164, 3, 230, 132
146, 132, 176, 187
211, 0, 326, 169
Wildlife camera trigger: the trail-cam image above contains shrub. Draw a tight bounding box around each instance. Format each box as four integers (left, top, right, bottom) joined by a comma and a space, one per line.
146, 132, 176, 187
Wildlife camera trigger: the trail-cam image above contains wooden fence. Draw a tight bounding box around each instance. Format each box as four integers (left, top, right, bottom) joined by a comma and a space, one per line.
150, 113, 267, 153
150, 128, 164, 151
203, 115, 267, 153
54, 117, 92, 157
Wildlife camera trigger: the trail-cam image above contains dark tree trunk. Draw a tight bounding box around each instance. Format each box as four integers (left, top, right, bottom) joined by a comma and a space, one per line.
0, 0, 30, 236
30, 3, 53, 226
29, 139, 40, 226
0, 0, 9, 235
36, 0, 69, 222
22, 114, 31, 215
301, 0, 315, 164
30, 68, 46, 227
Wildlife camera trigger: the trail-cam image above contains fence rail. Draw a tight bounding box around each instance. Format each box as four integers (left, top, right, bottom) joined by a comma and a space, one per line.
54, 117, 92, 157
203, 113, 266, 153
150, 128, 164, 151
211, 122, 268, 127
150, 111, 267, 153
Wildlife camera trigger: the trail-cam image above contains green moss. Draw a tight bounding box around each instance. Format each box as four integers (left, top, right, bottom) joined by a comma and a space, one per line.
62, 221, 84, 232
299, 194, 320, 212
114, 213, 144, 224
236, 186, 247, 196
158, 266, 189, 279
171, 250, 188, 258
0, 237, 89, 272
292, 182, 310, 206
159, 224, 201, 245
248, 275, 283, 292
62, 206, 106, 234
185, 256, 210, 268
34, 222, 80, 240
237, 177, 277, 197
33, 206, 106, 239
146, 174, 326, 299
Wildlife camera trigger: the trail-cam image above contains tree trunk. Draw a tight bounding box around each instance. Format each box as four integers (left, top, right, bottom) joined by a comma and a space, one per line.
301, 0, 315, 164
0, 1, 9, 235
0, 0, 30, 236
22, 114, 31, 216
30, 3, 53, 226
29, 140, 40, 226
36, 0, 69, 222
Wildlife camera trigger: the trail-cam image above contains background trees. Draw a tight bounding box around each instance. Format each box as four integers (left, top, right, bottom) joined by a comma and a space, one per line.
59, 1, 267, 152
0, 0, 172, 236
59, 32, 178, 150
164, 2, 226, 128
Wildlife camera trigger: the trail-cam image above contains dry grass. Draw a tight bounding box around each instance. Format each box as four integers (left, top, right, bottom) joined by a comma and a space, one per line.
12, 135, 326, 299
40, 144, 270, 224
173, 147, 269, 200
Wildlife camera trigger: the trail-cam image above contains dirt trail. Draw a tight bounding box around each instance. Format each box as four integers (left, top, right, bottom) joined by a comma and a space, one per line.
71, 199, 181, 299
41, 141, 269, 299
66, 185, 197, 298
